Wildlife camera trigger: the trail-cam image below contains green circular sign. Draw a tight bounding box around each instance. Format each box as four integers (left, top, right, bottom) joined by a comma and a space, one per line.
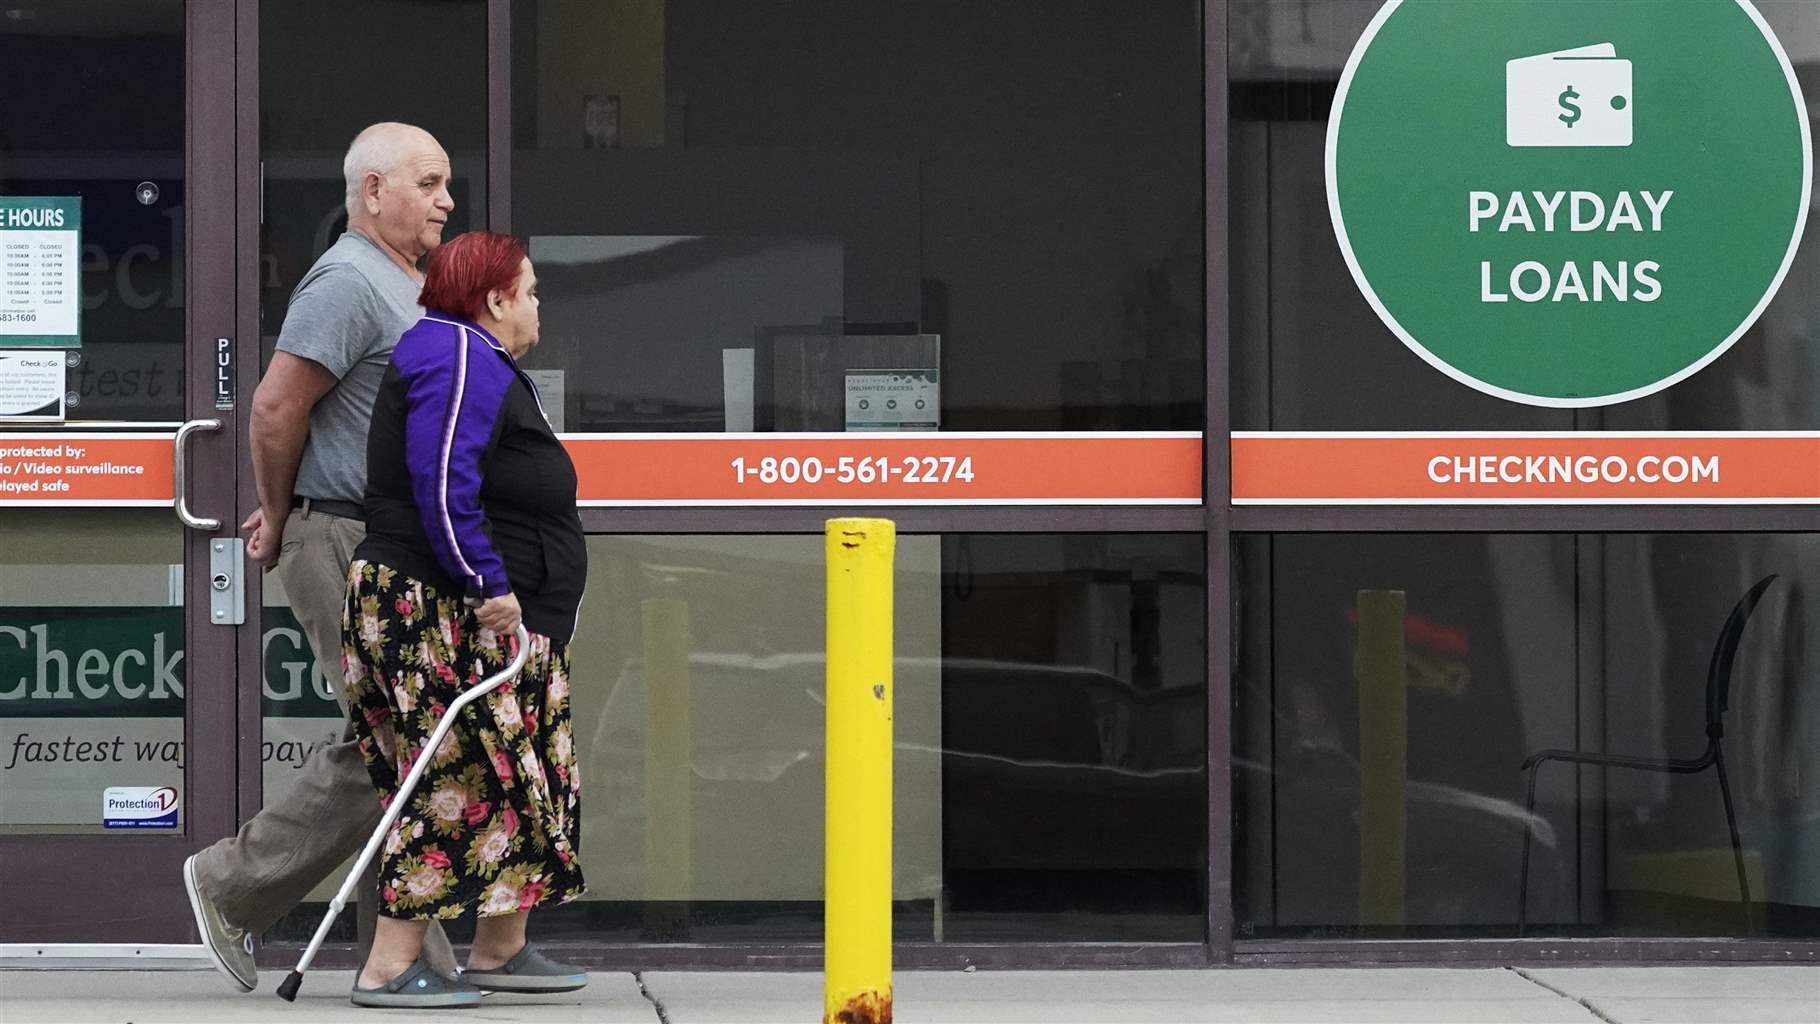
1328, 0, 1812, 407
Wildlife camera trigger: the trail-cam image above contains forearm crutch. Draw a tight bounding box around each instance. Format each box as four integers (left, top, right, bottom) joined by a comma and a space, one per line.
277, 623, 531, 1002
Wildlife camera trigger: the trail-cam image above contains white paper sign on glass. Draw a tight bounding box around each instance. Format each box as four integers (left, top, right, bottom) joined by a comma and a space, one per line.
845, 369, 940, 431
0, 350, 66, 421
0, 198, 81, 345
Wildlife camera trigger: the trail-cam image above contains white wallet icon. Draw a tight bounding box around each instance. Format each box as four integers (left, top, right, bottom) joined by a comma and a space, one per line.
1506, 43, 1633, 148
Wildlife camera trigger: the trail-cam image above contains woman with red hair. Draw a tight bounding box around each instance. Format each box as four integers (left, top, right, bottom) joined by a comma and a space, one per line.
339, 231, 588, 1008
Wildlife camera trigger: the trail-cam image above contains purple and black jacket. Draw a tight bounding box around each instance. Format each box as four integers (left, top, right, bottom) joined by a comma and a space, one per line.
356, 313, 586, 642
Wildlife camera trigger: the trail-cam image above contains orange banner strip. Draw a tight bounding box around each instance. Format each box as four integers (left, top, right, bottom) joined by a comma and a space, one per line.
566, 432, 1203, 505
0, 432, 1205, 508
0, 434, 174, 504
1232, 433, 1820, 504
16, 432, 1805, 507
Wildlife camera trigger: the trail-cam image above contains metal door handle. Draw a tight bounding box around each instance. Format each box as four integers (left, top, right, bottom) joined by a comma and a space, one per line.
174, 418, 222, 531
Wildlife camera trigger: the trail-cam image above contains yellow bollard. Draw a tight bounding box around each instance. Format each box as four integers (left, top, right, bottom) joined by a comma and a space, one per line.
642, 597, 692, 939
824, 518, 895, 1024
1356, 589, 1408, 930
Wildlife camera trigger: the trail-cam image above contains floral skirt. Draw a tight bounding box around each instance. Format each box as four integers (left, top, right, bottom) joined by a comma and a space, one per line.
342, 559, 585, 920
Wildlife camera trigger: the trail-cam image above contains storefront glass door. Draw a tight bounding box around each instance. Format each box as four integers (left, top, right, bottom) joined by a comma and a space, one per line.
0, 0, 243, 945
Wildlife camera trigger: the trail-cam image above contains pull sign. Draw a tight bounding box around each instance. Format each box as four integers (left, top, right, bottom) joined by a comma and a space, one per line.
214, 337, 235, 411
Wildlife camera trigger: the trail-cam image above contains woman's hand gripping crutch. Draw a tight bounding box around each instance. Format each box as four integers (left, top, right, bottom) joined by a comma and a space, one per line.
277, 624, 531, 1002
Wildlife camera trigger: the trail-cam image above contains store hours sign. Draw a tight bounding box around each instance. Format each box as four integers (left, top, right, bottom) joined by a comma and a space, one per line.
1327, 0, 1811, 407
0, 198, 81, 348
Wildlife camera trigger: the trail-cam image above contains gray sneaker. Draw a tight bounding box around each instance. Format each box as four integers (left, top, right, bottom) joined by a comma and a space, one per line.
351, 958, 483, 1009
182, 854, 257, 992
463, 944, 589, 993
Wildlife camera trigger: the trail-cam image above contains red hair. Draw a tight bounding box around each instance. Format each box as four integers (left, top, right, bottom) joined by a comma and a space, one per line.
418, 231, 528, 322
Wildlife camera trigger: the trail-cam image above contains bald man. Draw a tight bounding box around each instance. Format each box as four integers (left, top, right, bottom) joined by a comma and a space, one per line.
183, 123, 460, 990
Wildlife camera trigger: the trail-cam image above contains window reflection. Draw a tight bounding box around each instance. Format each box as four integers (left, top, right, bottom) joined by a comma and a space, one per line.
0, 0, 185, 422
544, 534, 1205, 943
258, 0, 486, 364
1229, 0, 1820, 430
1235, 533, 1820, 939
513, 0, 1204, 432
267, 532, 1207, 945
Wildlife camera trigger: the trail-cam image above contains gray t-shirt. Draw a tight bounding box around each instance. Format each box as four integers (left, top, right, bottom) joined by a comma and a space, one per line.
277, 231, 422, 503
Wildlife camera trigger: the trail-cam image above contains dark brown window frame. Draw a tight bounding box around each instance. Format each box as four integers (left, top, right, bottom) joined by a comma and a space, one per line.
310, 0, 1817, 969
1206, 0, 1818, 965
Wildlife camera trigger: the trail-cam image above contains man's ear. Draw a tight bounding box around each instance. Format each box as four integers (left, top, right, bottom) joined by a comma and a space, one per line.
364, 171, 385, 215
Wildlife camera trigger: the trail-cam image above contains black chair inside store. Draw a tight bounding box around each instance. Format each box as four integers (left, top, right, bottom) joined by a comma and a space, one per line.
1516, 573, 1778, 936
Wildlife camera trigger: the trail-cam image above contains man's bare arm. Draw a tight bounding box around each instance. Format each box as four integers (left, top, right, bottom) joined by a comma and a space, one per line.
247, 351, 338, 561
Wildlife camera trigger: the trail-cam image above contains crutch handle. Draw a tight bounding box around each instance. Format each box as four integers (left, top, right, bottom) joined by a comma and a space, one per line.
478, 623, 534, 690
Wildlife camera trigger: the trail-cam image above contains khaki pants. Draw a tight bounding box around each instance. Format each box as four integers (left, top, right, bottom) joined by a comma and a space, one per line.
190, 506, 453, 969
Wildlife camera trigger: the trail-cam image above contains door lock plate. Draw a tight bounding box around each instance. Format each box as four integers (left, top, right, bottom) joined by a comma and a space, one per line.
209, 538, 245, 625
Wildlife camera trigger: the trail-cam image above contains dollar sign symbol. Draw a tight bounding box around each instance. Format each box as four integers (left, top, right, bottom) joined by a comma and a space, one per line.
1558, 85, 1583, 128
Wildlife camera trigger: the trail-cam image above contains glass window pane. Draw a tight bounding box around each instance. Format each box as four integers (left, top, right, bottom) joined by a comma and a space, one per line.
513, 0, 1204, 433
259, 0, 488, 365
0, 0, 185, 422
0, 511, 185, 834
251, 0, 490, 923
267, 531, 1206, 946
267, 532, 1199, 946
0, 2, 189, 840
1230, 0, 1819, 429
1234, 532, 1820, 939
587, 532, 1206, 943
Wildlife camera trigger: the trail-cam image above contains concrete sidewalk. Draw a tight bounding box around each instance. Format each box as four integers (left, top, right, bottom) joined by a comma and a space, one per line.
0, 966, 1814, 1023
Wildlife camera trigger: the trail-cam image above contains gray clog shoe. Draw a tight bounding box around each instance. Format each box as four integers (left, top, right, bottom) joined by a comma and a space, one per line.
463, 944, 589, 993
350, 958, 482, 1009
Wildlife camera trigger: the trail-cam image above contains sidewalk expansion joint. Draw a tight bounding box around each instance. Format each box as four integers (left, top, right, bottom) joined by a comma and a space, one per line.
635, 970, 673, 1024
1511, 966, 1621, 1024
